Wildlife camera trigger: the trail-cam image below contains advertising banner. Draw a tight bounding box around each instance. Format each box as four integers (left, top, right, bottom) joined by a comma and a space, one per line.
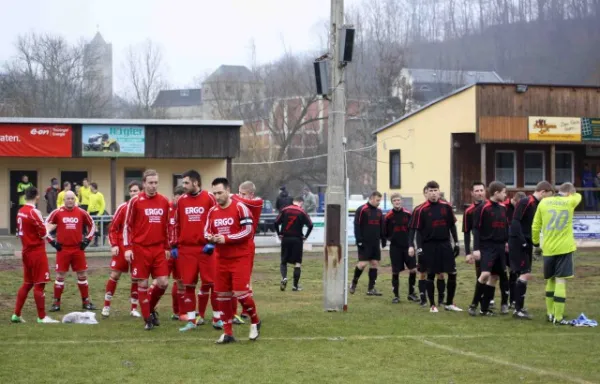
0, 124, 72, 157
573, 215, 600, 240
528, 117, 582, 142
581, 118, 600, 141
82, 125, 144, 157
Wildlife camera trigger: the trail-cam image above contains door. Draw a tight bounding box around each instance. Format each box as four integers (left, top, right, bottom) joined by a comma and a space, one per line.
582, 159, 600, 210
9, 170, 38, 234
60, 171, 88, 190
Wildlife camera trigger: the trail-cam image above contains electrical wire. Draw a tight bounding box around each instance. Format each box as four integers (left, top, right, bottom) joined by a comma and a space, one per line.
232, 144, 376, 165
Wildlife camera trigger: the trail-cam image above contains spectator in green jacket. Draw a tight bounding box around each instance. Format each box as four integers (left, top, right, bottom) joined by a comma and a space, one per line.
17, 175, 34, 207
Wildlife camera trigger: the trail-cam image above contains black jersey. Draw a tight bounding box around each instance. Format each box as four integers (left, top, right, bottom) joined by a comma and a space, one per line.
274, 205, 313, 238
384, 208, 411, 248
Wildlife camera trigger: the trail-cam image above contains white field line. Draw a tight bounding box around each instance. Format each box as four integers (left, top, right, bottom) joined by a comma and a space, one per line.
0, 332, 594, 346
420, 339, 596, 384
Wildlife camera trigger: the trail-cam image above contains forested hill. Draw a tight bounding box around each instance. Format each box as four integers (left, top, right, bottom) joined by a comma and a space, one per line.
407, 18, 600, 85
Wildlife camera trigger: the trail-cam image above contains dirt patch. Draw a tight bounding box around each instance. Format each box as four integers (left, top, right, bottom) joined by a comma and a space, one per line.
575, 265, 600, 278
0, 258, 21, 272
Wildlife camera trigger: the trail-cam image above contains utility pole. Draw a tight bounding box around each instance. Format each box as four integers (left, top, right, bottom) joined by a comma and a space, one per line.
323, 0, 347, 312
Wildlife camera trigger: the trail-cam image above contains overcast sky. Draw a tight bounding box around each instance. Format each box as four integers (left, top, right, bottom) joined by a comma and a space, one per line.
1, 0, 360, 92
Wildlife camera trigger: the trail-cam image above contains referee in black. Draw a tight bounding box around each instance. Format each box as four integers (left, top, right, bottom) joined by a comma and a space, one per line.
409, 181, 460, 313
471, 181, 509, 316
275, 196, 314, 291
350, 191, 386, 296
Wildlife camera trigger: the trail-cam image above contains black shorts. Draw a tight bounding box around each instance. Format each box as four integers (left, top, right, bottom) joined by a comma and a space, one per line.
508, 238, 532, 274
389, 245, 416, 273
281, 237, 303, 265
358, 243, 381, 261
419, 242, 455, 274
543, 253, 574, 279
480, 242, 506, 275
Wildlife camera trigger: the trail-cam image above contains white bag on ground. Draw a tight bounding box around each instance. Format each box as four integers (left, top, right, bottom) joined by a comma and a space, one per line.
61, 311, 99, 324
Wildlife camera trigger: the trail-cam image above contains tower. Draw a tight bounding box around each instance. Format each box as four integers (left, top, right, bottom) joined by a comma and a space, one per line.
84, 32, 113, 113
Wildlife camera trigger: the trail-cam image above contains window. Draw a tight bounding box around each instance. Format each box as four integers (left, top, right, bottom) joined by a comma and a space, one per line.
173, 174, 183, 189
555, 151, 574, 185
389, 150, 401, 189
180, 89, 189, 97
524, 151, 544, 187
124, 169, 144, 201
495, 151, 516, 187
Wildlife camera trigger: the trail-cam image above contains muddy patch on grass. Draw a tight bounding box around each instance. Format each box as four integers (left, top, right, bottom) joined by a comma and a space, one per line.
575, 265, 600, 278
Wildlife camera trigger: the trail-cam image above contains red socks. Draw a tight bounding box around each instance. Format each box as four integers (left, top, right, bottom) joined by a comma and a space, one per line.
231, 297, 238, 315
77, 276, 90, 302
171, 283, 179, 315
238, 293, 260, 325
33, 284, 46, 319
138, 286, 150, 319
104, 278, 118, 307
197, 284, 211, 318
14, 283, 33, 316
53, 277, 65, 302
218, 296, 233, 336
149, 285, 166, 313
130, 282, 139, 311
184, 285, 196, 319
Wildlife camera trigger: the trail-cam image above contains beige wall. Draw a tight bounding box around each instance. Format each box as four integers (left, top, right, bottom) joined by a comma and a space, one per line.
0, 158, 226, 233
376, 86, 477, 206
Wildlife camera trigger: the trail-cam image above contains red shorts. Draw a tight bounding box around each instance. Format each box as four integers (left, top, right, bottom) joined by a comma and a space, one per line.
56, 247, 87, 273
110, 246, 129, 273
168, 257, 180, 280
23, 248, 51, 284
214, 256, 251, 293
177, 246, 215, 286
131, 244, 169, 280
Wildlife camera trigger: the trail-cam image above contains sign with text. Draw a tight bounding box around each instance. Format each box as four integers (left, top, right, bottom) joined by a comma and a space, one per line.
582, 118, 600, 141
0, 124, 72, 157
82, 125, 145, 157
528, 117, 582, 142
573, 215, 600, 240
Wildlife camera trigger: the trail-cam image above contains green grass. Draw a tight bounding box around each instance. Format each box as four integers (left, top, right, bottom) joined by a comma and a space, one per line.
1, 251, 600, 384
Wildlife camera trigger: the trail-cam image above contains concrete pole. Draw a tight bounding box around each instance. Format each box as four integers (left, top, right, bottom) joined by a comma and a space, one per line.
323, 0, 347, 312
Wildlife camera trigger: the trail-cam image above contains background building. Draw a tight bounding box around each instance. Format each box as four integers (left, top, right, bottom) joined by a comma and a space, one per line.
0, 117, 241, 234
375, 83, 600, 213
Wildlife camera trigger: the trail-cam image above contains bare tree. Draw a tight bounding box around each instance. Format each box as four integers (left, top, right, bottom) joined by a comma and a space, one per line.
0, 33, 109, 118
121, 39, 168, 118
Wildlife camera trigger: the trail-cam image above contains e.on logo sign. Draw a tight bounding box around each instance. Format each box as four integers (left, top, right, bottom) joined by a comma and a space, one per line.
214, 218, 234, 227
30, 128, 51, 136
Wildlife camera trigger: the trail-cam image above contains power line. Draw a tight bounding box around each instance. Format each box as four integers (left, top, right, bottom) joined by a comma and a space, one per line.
232, 144, 376, 166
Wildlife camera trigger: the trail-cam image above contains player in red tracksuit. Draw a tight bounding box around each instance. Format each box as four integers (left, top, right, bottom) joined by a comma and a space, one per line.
205, 177, 261, 344
11, 187, 59, 324
123, 169, 171, 330
174, 170, 223, 332
46, 190, 97, 312
230, 180, 263, 323
101, 180, 143, 319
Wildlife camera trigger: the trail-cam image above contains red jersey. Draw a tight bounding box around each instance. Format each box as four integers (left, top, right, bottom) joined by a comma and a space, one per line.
108, 202, 127, 247
123, 191, 170, 251
17, 204, 48, 252
168, 201, 177, 247
232, 194, 263, 236
46, 206, 95, 246
205, 200, 254, 259
174, 190, 216, 247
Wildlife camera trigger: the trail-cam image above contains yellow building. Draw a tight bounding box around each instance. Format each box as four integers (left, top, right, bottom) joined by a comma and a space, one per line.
374, 83, 600, 211
0, 118, 242, 234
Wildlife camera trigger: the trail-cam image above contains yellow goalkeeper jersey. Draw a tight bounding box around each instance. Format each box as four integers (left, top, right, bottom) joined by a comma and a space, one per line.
532, 193, 582, 256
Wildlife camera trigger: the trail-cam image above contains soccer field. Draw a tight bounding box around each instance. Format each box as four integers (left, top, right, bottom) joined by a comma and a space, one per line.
1, 252, 599, 384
